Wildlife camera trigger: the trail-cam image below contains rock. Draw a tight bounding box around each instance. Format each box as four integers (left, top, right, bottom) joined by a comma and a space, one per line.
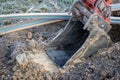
27, 32, 32, 39
24, 70, 32, 79
1, 75, 5, 80
28, 39, 37, 48
29, 76, 35, 80
13, 65, 18, 71
12, 76, 17, 80
11, 42, 26, 61
3, 76, 9, 80
16, 53, 28, 67
36, 42, 46, 50
7, 74, 11, 80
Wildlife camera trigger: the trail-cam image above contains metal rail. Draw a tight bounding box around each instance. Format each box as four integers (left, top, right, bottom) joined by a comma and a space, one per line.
0, 13, 71, 20
110, 17, 120, 24
111, 3, 120, 11
1, 14, 120, 25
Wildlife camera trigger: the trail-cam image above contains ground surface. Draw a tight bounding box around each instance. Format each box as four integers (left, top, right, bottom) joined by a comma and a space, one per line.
0, 0, 120, 80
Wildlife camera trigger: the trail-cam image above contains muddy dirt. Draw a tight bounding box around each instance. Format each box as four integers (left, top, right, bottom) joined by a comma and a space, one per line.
0, 0, 120, 80
7, 42, 120, 80
0, 20, 120, 80
109, 24, 120, 43
0, 21, 66, 79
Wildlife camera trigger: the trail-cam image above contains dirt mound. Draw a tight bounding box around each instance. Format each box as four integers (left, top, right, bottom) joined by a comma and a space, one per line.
0, 21, 66, 79
0, 1, 120, 80
61, 42, 120, 80
11, 42, 120, 80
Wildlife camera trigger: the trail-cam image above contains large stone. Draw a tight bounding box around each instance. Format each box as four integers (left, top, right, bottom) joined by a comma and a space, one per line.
16, 53, 28, 67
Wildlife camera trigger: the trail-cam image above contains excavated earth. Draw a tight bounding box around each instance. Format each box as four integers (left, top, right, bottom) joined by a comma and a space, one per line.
0, 1, 120, 80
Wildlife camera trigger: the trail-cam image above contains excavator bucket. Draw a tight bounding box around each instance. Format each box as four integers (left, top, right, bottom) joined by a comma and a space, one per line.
46, 13, 112, 67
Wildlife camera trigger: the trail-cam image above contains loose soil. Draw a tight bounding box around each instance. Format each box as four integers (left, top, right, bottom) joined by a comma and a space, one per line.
0, 1, 120, 80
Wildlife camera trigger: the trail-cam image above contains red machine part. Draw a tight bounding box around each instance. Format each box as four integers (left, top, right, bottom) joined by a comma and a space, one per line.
83, 0, 96, 10
83, 0, 112, 23
106, 0, 112, 4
